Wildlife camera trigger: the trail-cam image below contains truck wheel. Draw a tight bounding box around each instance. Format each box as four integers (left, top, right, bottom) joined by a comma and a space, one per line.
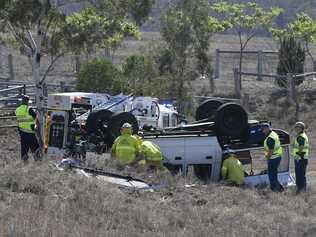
193, 164, 212, 181
215, 103, 249, 144
195, 99, 223, 121
108, 112, 139, 145
85, 109, 113, 134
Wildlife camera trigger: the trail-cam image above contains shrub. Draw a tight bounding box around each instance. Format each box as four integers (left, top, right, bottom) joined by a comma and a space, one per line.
276, 36, 305, 87
121, 54, 171, 97
76, 58, 123, 93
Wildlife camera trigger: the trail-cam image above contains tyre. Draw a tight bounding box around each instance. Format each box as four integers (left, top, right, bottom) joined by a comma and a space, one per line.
195, 99, 223, 121
215, 103, 249, 144
108, 112, 139, 145
193, 164, 212, 181
85, 109, 113, 134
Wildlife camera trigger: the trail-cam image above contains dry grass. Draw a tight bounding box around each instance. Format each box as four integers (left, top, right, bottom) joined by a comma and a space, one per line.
2, 32, 316, 236
1, 129, 316, 237
1, 158, 316, 237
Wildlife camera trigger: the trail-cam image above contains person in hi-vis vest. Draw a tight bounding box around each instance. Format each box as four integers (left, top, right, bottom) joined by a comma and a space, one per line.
262, 123, 284, 192
292, 122, 310, 193
221, 148, 245, 185
15, 95, 40, 162
111, 123, 140, 165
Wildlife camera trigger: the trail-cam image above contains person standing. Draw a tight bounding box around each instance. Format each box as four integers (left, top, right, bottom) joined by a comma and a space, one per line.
292, 122, 310, 194
15, 95, 40, 162
262, 123, 284, 192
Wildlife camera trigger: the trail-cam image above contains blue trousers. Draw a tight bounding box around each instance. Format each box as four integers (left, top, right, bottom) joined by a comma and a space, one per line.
268, 157, 283, 192
19, 130, 40, 161
294, 159, 308, 191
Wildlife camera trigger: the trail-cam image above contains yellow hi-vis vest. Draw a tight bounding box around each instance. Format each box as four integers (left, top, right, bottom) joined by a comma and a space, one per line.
111, 134, 139, 164
264, 131, 283, 159
292, 132, 309, 159
140, 141, 163, 162
15, 105, 35, 133
221, 155, 245, 185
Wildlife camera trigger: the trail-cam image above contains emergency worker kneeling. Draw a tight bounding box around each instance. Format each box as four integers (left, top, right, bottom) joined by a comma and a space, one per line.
221, 148, 245, 185
111, 123, 139, 165
111, 123, 166, 171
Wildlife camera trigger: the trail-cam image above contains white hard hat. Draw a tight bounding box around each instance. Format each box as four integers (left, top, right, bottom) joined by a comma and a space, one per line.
121, 123, 132, 129
294, 121, 305, 130
222, 148, 235, 156
261, 122, 271, 130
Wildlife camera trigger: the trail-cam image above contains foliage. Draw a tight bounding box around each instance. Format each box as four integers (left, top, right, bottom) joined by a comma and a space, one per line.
0, 0, 154, 80
128, 0, 156, 26
272, 13, 316, 70
211, 2, 282, 36
276, 36, 305, 87
212, 1, 282, 88
77, 58, 123, 93
121, 53, 172, 97
159, 0, 226, 109
290, 13, 316, 44
64, 7, 139, 54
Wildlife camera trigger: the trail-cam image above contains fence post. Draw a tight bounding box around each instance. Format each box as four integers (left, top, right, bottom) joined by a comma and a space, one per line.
8, 54, 14, 80
233, 68, 241, 98
257, 50, 263, 81
60, 81, 66, 92
242, 93, 250, 110
0, 44, 2, 70
75, 55, 80, 73
23, 84, 26, 95
313, 61, 316, 72
214, 49, 220, 79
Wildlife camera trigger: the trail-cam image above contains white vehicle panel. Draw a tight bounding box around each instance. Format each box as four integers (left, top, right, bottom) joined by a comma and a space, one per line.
184, 136, 221, 165
245, 172, 295, 187
148, 137, 185, 165
48, 94, 72, 110
147, 135, 221, 166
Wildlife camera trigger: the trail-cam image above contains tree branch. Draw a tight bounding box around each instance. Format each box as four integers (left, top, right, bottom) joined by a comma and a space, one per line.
305, 41, 315, 64
7, 22, 33, 54
27, 30, 37, 51
40, 52, 64, 84
242, 30, 257, 50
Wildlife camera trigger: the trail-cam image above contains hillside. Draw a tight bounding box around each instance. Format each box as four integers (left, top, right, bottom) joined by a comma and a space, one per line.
52, 0, 316, 31
143, 0, 316, 31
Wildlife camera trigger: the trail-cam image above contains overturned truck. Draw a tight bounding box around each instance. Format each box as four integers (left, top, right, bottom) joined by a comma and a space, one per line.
45, 92, 182, 157
147, 100, 293, 187
45, 95, 294, 187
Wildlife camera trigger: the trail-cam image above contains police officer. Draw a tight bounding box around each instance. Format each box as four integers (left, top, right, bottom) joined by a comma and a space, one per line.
15, 95, 40, 162
111, 123, 140, 165
262, 123, 284, 192
221, 148, 245, 185
292, 122, 310, 193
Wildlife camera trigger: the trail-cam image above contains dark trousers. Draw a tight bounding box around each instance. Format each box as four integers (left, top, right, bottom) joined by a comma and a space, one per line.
268, 157, 283, 192
295, 159, 308, 192
19, 130, 40, 161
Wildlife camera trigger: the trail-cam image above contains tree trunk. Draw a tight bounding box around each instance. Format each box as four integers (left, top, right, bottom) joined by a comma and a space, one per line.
239, 48, 243, 89
207, 64, 214, 93
31, 52, 44, 150
209, 76, 214, 93
313, 60, 316, 72
178, 78, 184, 113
